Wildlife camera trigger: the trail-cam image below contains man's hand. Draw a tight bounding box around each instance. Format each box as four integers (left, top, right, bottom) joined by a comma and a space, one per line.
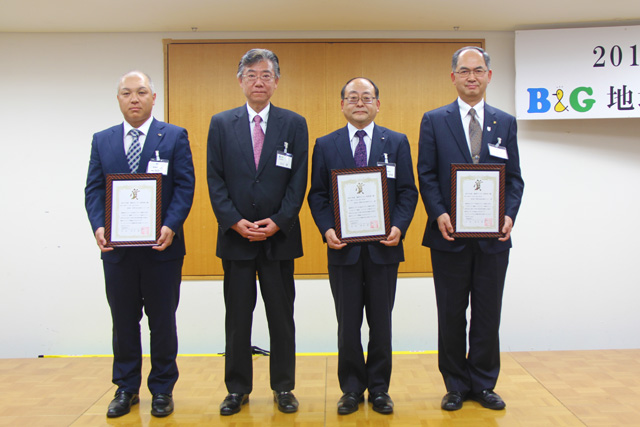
437, 213, 455, 241
325, 228, 347, 250
153, 226, 175, 251
498, 216, 514, 242
94, 227, 114, 252
232, 219, 267, 242
254, 218, 280, 238
380, 226, 402, 247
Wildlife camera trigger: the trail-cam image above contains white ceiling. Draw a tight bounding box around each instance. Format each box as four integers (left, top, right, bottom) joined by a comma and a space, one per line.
1, 0, 639, 33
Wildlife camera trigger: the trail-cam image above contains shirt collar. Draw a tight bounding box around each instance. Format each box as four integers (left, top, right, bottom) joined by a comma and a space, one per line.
123, 116, 154, 136
347, 122, 375, 141
247, 103, 271, 124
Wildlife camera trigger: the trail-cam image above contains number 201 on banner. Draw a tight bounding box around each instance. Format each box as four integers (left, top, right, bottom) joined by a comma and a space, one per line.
593, 45, 639, 67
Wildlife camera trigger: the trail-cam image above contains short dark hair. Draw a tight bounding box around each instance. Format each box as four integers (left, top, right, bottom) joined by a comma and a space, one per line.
451, 46, 491, 71
341, 77, 380, 99
237, 48, 281, 78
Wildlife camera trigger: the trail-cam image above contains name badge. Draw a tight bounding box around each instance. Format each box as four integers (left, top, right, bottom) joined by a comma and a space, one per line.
488, 139, 508, 159
276, 151, 293, 169
147, 160, 169, 175
147, 151, 169, 175
377, 161, 396, 179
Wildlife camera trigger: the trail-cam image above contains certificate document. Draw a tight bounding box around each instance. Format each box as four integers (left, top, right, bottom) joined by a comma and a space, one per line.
105, 174, 162, 247
331, 167, 390, 243
450, 164, 505, 238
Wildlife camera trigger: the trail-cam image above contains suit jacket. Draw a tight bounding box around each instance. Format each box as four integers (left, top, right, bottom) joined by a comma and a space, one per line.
308, 124, 418, 265
417, 100, 524, 254
85, 118, 196, 263
207, 104, 309, 261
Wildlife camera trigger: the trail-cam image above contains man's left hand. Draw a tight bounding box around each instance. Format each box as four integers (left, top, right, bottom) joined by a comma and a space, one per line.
498, 216, 514, 242
380, 226, 402, 247
153, 226, 175, 251
254, 218, 280, 238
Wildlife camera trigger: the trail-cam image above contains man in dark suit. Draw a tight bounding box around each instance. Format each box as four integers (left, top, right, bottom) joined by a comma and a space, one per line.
85, 71, 195, 418
206, 49, 308, 415
417, 47, 524, 411
308, 77, 418, 415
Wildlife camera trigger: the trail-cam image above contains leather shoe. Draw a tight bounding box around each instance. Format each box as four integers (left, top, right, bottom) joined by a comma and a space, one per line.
151, 393, 174, 417
273, 391, 299, 413
106, 391, 139, 418
220, 393, 249, 415
441, 391, 465, 411
368, 392, 394, 414
471, 389, 505, 410
337, 392, 364, 415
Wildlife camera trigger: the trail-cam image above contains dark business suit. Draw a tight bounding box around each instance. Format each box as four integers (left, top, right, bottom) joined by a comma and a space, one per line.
417, 100, 524, 395
308, 124, 418, 394
207, 104, 308, 393
85, 118, 195, 395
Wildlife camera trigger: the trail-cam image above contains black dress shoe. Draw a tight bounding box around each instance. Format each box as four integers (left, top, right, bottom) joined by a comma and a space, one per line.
220, 393, 249, 415
471, 389, 506, 410
368, 392, 394, 414
273, 391, 299, 413
151, 393, 174, 417
441, 391, 465, 411
337, 392, 364, 415
106, 391, 139, 418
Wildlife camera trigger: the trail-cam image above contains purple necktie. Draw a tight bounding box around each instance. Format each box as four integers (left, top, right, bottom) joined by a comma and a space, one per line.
354, 130, 367, 168
253, 115, 264, 169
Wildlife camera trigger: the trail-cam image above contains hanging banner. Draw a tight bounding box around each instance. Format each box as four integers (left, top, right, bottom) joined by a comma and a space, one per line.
515, 26, 640, 120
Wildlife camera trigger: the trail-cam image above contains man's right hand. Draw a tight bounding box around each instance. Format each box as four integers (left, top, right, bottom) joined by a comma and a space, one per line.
232, 219, 268, 242
325, 228, 347, 250
437, 213, 455, 241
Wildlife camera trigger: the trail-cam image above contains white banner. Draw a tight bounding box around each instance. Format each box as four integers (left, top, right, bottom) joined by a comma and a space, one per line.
515, 26, 640, 120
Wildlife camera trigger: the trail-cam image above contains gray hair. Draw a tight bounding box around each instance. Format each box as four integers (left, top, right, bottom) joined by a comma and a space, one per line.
117, 70, 155, 94
451, 46, 491, 71
237, 48, 281, 79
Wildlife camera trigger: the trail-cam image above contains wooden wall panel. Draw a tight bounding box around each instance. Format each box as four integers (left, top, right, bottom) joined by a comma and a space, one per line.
165, 39, 483, 277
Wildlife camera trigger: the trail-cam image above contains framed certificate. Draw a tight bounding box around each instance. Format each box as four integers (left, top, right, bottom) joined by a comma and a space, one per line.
331, 166, 390, 243
450, 163, 505, 238
105, 173, 162, 247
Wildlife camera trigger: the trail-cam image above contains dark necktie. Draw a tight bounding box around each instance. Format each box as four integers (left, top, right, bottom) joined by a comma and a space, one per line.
127, 129, 142, 173
469, 108, 482, 164
253, 115, 264, 169
354, 130, 367, 168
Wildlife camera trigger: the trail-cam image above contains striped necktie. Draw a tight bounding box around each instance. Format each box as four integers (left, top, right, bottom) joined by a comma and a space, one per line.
127, 129, 142, 173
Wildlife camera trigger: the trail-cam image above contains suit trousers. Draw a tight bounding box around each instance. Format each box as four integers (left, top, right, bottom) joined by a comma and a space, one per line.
222, 248, 296, 394
103, 248, 183, 395
328, 245, 399, 395
430, 242, 509, 395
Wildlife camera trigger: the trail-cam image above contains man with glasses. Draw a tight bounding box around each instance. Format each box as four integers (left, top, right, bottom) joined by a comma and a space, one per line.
417, 47, 524, 411
207, 48, 308, 415
308, 77, 418, 415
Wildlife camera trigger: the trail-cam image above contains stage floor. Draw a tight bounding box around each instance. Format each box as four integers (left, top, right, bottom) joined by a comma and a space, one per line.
0, 350, 638, 426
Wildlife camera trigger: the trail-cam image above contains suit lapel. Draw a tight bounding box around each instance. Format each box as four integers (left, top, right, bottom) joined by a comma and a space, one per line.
369, 125, 388, 166
258, 105, 282, 175
334, 126, 356, 169
109, 125, 130, 172
444, 101, 473, 163
481, 105, 498, 162
232, 107, 256, 173
139, 119, 165, 172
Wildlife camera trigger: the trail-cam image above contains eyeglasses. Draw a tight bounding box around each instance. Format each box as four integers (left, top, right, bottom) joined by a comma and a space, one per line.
344, 95, 377, 104
454, 68, 487, 78
242, 73, 275, 82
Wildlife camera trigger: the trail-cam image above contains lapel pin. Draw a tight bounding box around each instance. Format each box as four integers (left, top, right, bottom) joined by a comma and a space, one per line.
158, 133, 162, 137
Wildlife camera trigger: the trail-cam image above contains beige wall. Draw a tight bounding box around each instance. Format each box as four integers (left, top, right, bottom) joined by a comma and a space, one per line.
0, 30, 639, 358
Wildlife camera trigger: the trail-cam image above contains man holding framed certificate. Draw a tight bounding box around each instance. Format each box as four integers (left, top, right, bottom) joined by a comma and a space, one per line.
85, 71, 195, 418
417, 47, 524, 411
308, 77, 418, 415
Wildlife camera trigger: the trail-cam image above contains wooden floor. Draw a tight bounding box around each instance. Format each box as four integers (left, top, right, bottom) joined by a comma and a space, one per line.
0, 350, 638, 426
